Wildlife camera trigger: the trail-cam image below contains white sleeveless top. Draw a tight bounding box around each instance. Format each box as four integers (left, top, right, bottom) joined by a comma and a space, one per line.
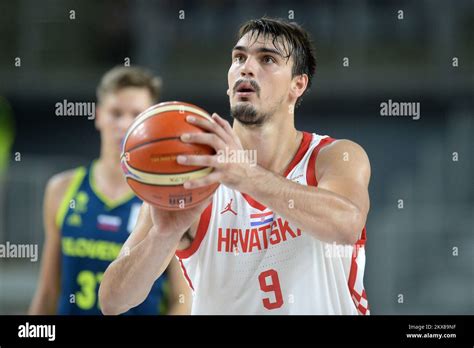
175, 132, 369, 315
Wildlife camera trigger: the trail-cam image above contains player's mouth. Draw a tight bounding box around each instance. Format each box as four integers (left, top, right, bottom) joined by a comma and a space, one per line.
234, 81, 258, 99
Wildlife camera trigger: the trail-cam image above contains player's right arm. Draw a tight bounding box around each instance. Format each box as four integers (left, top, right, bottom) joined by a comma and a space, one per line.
98, 199, 208, 315
29, 171, 75, 315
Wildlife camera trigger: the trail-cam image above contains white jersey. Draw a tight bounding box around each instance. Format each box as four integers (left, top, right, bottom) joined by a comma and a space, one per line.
176, 132, 369, 315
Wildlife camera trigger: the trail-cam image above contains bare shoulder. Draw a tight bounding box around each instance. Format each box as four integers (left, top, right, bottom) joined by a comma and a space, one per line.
316, 139, 371, 180
46, 169, 77, 197
319, 139, 369, 160
44, 169, 81, 213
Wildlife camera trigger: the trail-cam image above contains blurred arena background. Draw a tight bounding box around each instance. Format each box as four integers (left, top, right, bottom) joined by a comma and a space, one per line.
0, 0, 473, 314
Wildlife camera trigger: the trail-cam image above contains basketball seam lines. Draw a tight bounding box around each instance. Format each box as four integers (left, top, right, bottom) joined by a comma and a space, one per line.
124, 136, 182, 153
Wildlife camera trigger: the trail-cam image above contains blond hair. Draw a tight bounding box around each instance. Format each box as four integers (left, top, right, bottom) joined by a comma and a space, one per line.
96, 66, 162, 103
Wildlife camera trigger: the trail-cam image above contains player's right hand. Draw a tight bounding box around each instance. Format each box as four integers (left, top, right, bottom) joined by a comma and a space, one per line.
148, 196, 213, 238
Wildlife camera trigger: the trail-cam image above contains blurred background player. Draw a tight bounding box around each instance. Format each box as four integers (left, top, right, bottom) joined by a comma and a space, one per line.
29, 66, 191, 315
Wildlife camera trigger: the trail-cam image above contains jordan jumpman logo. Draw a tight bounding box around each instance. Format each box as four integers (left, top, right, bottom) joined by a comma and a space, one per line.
220, 198, 237, 215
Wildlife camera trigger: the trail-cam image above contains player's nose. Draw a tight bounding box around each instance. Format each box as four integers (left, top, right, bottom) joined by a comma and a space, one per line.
240, 57, 256, 78
120, 115, 135, 132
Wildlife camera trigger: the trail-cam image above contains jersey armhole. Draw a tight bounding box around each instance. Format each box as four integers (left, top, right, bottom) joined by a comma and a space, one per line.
306, 136, 368, 241
55, 166, 87, 229
306, 136, 336, 187
175, 202, 213, 259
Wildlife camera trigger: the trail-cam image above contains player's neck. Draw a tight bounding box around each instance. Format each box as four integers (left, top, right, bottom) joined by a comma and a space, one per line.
94, 149, 131, 200
96, 156, 123, 180
233, 114, 301, 175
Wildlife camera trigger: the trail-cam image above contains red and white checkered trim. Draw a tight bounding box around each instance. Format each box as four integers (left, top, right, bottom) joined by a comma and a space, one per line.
348, 227, 370, 315
352, 289, 370, 315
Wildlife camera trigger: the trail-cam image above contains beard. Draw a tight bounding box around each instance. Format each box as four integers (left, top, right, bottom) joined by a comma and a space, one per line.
230, 102, 271, 126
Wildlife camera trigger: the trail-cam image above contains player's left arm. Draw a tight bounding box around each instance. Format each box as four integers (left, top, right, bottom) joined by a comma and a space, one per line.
246, 139, 371, 245
178, 113, 370, 245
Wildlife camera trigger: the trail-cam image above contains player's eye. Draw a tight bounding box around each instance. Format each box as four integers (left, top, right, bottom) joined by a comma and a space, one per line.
233, 54, 245, 63
111, 110, 122, 119
262, 55, 276, 64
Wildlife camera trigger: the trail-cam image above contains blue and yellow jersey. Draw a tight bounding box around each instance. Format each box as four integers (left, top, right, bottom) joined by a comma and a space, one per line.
56, 161, 168, 315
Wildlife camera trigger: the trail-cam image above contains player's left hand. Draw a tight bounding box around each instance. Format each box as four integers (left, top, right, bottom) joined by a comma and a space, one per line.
177, 113, 254, 191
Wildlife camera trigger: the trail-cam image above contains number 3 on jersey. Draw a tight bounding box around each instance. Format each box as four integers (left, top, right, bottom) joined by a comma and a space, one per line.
76, 270, 104, 310
258, 269, 283, 310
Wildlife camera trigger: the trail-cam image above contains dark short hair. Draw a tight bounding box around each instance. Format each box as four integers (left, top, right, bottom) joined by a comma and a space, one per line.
96, 66, 162, 103
237, 17, 316, 106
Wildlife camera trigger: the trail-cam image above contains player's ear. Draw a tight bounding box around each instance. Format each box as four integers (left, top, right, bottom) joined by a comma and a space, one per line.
226, 88, 230, 96
290, 74, 308, 100
94, 105, 102, 131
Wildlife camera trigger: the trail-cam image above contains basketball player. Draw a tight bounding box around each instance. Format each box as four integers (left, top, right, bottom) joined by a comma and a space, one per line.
29, 67, 191, 315
99, 18, 371, 315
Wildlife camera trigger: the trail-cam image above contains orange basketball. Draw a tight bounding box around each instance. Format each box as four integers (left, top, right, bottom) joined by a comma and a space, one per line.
121, 101, 219, 210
